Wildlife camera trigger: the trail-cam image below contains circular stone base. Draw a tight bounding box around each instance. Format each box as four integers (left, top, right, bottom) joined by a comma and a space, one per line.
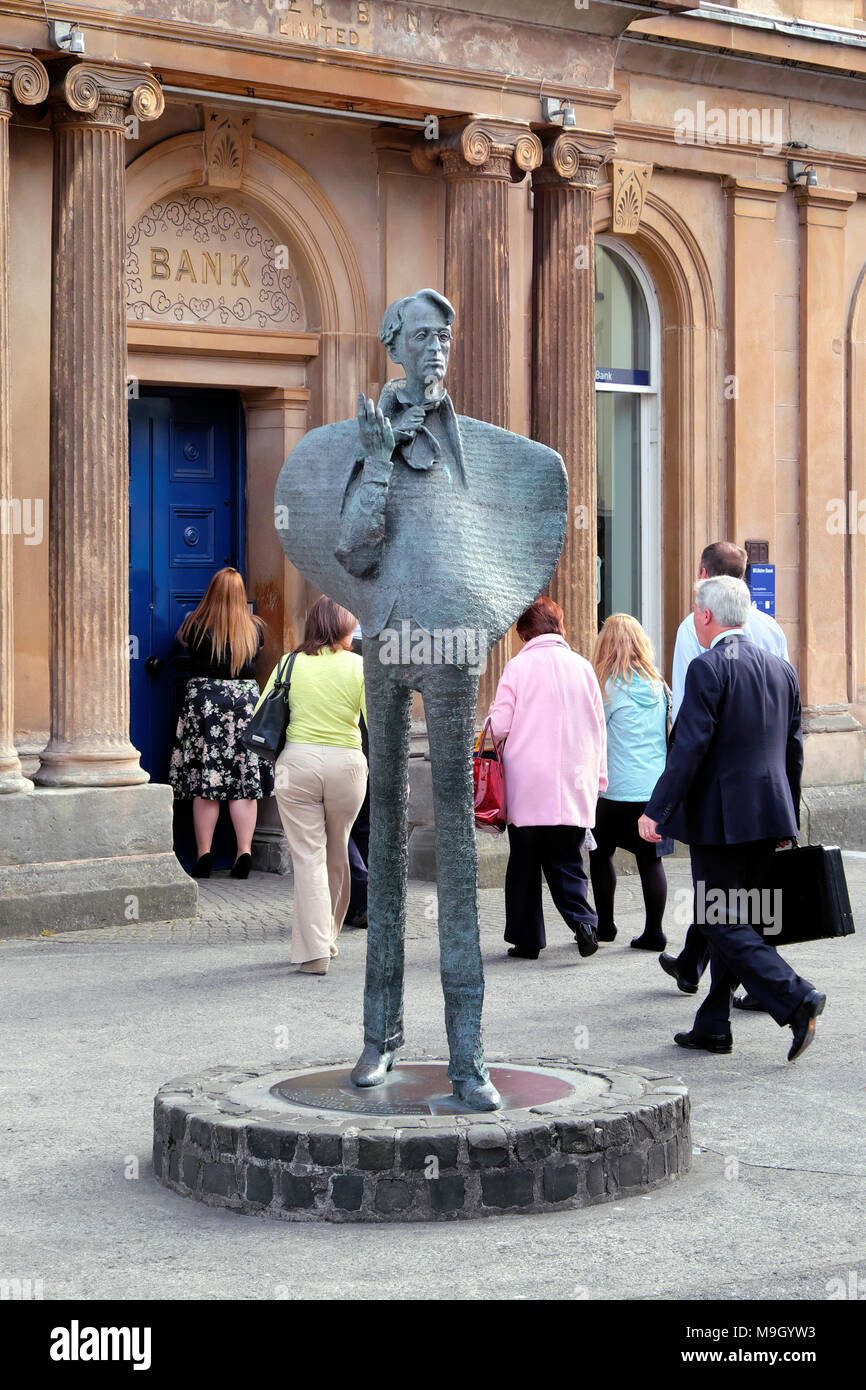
153, 1058, 691, 1222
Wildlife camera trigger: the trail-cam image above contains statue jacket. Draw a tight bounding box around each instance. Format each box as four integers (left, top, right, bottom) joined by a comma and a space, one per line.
274, 381, 567, 649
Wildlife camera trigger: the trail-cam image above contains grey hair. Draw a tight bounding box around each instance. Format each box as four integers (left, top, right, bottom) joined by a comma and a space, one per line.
378, 289, 455, 351
694, 575, 751, 628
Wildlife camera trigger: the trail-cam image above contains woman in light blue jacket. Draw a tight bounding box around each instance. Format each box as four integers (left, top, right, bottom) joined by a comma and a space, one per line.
589, 614, 673, 951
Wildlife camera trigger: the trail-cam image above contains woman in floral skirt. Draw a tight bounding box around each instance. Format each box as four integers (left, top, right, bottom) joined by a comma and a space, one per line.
169, 567, 273, 879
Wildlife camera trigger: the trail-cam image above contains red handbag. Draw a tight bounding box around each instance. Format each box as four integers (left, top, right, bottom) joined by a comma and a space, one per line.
473, 718, 507, 834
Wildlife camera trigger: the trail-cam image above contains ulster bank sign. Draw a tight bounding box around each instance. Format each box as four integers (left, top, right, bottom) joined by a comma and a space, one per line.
271, 0, 444, 47
138, 0, 447, 53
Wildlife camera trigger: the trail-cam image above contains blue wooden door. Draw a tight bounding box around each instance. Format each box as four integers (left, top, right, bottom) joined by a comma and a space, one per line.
129, 388, 245, 782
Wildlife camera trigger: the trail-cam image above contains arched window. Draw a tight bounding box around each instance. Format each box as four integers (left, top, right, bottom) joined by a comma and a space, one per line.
595, 238, 662, 658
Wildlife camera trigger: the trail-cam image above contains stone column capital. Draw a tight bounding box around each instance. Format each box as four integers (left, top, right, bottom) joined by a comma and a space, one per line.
412, 117, 542, 182
722, 176, 787, 204
794, 183, 857, 227
534, 132, 614, 191
0, 49, 50, 116
48, 58, 164, 131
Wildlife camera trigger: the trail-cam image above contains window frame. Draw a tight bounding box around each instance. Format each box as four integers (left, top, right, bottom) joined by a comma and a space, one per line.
594, 235, 663, 662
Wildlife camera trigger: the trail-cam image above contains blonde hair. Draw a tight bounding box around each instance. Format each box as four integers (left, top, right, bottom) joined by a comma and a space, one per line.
178, 567, 263, 677
593, 613, 662, 698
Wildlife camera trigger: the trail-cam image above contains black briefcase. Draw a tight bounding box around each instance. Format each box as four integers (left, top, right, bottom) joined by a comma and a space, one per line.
758, 844, 855, 946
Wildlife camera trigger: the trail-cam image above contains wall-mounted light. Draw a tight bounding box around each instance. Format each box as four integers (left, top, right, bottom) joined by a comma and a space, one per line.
786, 141, 817, 188
541, 97, 576, 129
787, 161, 818, 187
48, 20, 86, 54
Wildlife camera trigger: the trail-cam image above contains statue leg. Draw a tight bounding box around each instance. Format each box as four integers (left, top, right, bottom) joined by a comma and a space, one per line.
423, 665, 500, 1110
351, 645, 412, 1086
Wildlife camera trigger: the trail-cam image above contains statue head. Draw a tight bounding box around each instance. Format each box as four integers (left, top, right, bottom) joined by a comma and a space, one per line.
379, 289, 455, 399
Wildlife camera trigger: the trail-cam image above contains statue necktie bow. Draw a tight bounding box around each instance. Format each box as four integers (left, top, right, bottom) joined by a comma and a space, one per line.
377, 380, 466, 482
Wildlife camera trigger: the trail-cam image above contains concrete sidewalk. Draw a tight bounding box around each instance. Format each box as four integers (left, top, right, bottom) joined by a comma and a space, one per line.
1, 853, 863, 1301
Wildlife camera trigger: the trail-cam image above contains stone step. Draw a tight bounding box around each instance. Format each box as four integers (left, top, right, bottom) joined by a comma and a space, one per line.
0, 783, 196, 935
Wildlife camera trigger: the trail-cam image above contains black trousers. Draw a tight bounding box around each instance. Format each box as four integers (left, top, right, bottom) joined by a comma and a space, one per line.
588, 797, 668, 937
689, 841, 814, 1034
346, 834, 368, 923
674, 923, 710, 985
504, 824, 596, 951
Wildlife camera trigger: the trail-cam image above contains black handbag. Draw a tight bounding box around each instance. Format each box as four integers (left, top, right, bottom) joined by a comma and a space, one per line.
240, 651, 297, 764
758, 843, 855, 946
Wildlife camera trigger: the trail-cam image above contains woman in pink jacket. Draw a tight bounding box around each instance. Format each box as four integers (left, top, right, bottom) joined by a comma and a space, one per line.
488, 596, 608, 960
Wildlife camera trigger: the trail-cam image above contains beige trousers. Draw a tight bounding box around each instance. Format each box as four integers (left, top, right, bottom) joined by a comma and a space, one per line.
274, 743, 368, 964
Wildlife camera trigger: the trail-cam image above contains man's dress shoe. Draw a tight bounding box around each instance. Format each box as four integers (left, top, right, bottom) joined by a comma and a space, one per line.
674, 1029, 733, 1054
452, 1078, 502, 1111
350, 1043, 396, 1087
595, 923, 617, 942
733, 993, 767, 1012
787, 989, 826, 1062
573, 922, 599, 957
507, 946, 539, 960
659, 952, 699, 995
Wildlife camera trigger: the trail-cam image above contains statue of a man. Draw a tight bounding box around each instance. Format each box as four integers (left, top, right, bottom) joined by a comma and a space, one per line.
275, 289, 566, 1110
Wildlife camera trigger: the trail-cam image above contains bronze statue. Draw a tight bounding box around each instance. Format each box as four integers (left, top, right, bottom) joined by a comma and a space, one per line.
275, 289, 567, 1110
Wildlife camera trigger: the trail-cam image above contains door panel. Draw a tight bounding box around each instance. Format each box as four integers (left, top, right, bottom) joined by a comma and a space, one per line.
129, 389, 244, 784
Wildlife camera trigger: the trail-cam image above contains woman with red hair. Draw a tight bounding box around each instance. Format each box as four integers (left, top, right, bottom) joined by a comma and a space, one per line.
488, 596, 608, 960
169, 566, 272, 880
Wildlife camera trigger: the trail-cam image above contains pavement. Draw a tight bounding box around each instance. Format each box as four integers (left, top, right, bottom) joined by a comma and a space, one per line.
1, 852, 864, 1302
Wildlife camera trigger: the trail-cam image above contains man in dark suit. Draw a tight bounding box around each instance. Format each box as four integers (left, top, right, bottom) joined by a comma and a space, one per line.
639, 576, 825, 1060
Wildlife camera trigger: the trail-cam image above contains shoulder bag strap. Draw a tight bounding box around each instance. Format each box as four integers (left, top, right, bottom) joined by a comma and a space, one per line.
478, 716, 503, 766
274, 650, 298, 691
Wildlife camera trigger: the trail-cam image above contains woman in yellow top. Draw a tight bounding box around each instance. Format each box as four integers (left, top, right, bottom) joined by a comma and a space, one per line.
258, 596, 367, 976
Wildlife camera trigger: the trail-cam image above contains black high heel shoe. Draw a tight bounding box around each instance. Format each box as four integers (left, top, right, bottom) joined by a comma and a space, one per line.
191, 852, 212, 879
630, 931, 667, 951
231, 853, 252, 880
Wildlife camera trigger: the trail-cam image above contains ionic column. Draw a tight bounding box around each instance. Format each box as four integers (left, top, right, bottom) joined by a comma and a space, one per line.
0, 52, 49, 793
532, 134, 607, 659
35, 62, 163, 787
413, 119, 542, 704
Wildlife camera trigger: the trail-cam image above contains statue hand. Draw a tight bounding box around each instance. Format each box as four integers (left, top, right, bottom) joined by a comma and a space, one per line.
357, 394, 395, 466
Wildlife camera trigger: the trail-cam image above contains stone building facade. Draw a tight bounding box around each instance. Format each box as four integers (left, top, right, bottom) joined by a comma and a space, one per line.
2, 0, 866, 928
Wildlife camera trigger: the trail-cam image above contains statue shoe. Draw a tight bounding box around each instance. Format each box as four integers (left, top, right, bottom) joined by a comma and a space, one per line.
452, 1078, 502, 1111
350, 1044, 396, 1087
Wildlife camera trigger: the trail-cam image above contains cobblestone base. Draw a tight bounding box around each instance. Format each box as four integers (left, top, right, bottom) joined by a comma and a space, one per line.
153, 1058, 691, 1222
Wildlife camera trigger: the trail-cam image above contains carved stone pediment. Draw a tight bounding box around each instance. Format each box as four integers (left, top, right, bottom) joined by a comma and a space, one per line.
125, 188, 304, 329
